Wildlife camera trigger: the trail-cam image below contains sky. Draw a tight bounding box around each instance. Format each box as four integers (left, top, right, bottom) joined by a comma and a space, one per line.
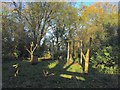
1, 0, 120, 2
1, 0, 118, 8
74, 2, 93, 8
1, 0, 119, 7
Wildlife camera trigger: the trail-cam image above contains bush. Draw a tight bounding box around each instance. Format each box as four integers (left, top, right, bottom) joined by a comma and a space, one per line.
13, 50, 21, 59
54, 50, 67, 60
42, 51, 51, 59
90, 46, 118, 74
2, 52, 16, 61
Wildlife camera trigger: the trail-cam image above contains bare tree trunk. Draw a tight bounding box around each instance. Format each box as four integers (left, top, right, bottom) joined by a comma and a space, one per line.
52, 40, 54, 60
73, 41, 75, 59
80, 40, 83, 64
77, 41, 80, 63
56, 36, 59, 52
30, 53, 33, 62
82, 48, 90, 74
67, 42, 70, 61
69, 41, 73, 61
26, 42, 38, 63
84, 49, 90, 73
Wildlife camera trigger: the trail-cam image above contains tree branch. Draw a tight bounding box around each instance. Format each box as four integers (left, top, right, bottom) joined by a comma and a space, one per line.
26, 49, 31, 54
33, 44, 38, 52
82, 52, 86, 61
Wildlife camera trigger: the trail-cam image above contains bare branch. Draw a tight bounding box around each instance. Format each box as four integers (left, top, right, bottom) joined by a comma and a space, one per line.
26, 49, 31, 54
25, 16, 33, 27
82, 52, 86, 61
33, 44, 38, 52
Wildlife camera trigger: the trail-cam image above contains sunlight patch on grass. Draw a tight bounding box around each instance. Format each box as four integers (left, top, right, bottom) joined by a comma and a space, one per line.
23, 59, 31, 62
38, 58, 42, 62
63, 61, 73, 68
76, 76, 85, 81
26, 58, 30, 61
60, 74, 72, 79
66, 63, 83, 73
60, 74, 85, 81
48, 60, 59, 69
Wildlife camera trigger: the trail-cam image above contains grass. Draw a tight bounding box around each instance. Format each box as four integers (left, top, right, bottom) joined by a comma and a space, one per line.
60, 74, 72, 79
66, 63, 83, 73
2, 58, 119, 88
48, 60, 59, 69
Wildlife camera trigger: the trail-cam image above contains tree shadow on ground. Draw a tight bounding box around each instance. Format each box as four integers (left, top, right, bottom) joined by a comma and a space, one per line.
45, 59, 119, 88
2, 58, 119, 88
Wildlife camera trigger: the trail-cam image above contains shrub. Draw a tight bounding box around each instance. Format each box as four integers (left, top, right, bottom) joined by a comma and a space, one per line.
43, 51, 51, 59
90, 46, 118, 74
54, 50, 67, 60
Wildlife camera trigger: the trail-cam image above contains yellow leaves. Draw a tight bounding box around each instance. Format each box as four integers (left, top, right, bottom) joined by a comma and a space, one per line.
86, 25, 98, 36
23, 4, 30, 14
99, 8, 103, 14
25, 5, 30, 11
88, 5, 94, 11
86, 5, 103, 16
85, 5, 98, 14
119, 13, 120, 19
112, 5, 117, 11
81, 3, 105, 25
99, 8, 104, 19
82, 5, 97, 21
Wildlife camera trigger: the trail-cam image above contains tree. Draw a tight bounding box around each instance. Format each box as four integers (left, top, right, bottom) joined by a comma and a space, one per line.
23, 2, 65, 47
26, 42, 38, 63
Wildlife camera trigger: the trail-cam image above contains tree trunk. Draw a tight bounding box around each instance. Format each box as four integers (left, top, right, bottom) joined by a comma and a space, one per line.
73, 41, 75, 59
77, 41, 80, 63
84, 49, 90, 73
69, 41, 73, 61
56, 36, 59, 52
30, 53, 33, 62
52, 40, 54, 60
67, 42, 70, 61
31, 55, 38, 65
80, 40, 83, 64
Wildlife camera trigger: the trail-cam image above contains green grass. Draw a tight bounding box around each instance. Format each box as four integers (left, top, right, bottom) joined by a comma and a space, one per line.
2, 59, 119, 88
60, 74, 72, 79
66, 63, 83, 73
48, 60, 59, 69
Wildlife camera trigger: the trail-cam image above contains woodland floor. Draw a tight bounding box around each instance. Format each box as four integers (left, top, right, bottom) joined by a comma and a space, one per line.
2, 58, 119, 88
